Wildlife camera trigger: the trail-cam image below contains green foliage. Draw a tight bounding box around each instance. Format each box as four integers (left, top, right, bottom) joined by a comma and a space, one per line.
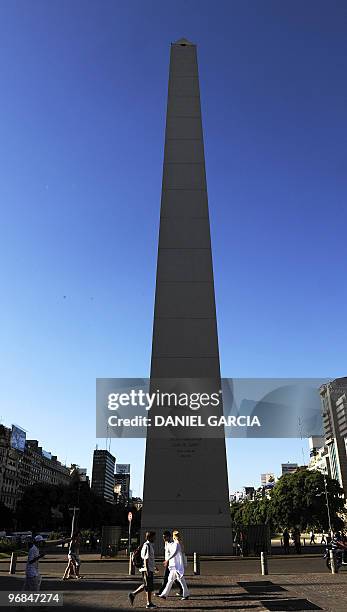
15, 481, 138, 532
231, 496, 273, 530
270, 469, 344, 531
230, 469, 345, 532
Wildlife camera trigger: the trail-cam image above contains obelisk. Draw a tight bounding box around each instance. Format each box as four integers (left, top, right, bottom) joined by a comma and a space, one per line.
142, 39, 232, 554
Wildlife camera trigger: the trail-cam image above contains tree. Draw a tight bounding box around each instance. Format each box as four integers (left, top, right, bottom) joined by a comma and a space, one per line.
16, 481, 132, 532
230, 497, 273, 530
230, 469, 345, 533
16, 483, 65, 531
270, 469, 344, 531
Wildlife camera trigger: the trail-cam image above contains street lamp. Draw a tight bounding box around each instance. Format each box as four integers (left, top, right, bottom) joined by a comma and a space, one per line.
316, 469, 333, 536
323, 471, 333, 536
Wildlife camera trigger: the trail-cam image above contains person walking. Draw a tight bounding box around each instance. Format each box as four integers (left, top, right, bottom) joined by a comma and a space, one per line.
128, 531, 158, 609
158, 530, 189, 601
156, 530, 183, 597
292, 529, 302, 554
310, 529, 316, 545
23, 535, 45, 591
283, 529, 290, 554
62, 531, 82, 580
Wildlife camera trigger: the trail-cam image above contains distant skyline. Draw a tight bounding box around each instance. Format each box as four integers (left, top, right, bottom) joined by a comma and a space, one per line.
0, 420, 311, 497
1, 1, 346, 496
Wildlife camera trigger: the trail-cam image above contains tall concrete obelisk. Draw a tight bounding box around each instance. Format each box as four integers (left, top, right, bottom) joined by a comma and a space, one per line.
142, 39, 231, 554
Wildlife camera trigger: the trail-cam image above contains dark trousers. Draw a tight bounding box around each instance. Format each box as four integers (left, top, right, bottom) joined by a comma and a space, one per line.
158, 566, 183, 595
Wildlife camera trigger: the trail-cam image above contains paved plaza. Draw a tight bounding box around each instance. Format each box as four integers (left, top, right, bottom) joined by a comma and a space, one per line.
1, 556, 347, 611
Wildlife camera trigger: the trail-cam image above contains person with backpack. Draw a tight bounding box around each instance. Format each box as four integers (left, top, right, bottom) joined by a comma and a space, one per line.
128, 531, 158, 609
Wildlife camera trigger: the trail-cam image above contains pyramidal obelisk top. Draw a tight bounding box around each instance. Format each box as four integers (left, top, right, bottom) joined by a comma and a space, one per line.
173, 37, 195, 45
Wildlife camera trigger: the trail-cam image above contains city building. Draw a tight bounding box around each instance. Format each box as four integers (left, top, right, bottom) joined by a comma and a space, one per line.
320, 377, 347, 497
307, 436, 330, 476
91, 449, 115, 502
0, 424, 71, 511
281, 463, 299, 476
244, 486, 256, 500
230, 487, 256, 503
114, 464, 130, 505
229, 491, 245, 503
70, 465, 90, 486
309, 436, 325, 457
261, 473, 275, 486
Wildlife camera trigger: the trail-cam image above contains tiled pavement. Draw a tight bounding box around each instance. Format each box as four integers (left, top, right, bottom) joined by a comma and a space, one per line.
1, 571, 347, 612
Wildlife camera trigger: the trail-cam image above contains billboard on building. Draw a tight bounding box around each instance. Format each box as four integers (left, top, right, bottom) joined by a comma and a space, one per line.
10, 425, 26, 452
116, 464, 130, 474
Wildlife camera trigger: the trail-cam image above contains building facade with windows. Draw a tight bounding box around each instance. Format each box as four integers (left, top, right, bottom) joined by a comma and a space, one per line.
281, 463, 298, 476
91, 449, 115, 502
320, 377, 347, 497
307, 436, 330, 475
0, 424, 71, 511
114, 473, 130, 505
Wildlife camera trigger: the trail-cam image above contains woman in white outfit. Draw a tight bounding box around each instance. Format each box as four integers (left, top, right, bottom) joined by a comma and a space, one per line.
159, 530, 189, 600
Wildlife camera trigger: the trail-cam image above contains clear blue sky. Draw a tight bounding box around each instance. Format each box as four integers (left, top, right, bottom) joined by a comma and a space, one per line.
1, 1, 346, 496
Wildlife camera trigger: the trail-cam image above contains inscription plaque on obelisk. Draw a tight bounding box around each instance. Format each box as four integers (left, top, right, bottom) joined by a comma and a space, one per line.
141, 38, 232, 554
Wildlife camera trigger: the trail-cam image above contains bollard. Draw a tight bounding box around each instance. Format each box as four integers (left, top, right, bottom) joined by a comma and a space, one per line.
329, 549, 336, 574
193, 552, 200, 575
260, 551, 268, 575
128, 553, 135, 575
9, 552, 17, 575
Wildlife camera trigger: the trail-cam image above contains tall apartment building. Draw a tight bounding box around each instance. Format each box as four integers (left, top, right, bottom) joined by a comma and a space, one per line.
91, 449, 115, 502
0, 424, 71, 511
306, 436, 330, 475
114, 464, 130, 505
320, 377, 347, 497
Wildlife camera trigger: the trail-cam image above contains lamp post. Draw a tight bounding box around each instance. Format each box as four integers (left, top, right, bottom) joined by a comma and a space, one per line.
316, 470, 333, 536
323, 472, 333, 536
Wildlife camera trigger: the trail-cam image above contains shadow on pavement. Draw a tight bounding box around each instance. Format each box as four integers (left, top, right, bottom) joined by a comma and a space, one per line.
60, 605, 261, 611
0, 575, 324, 611
238, 581, 288, 594
260, 599, 322, 611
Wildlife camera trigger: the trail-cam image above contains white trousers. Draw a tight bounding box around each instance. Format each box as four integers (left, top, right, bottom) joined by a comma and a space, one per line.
161, 569, 188, 598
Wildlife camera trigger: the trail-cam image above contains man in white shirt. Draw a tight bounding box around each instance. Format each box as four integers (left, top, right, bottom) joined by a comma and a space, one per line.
24, 533, 72, 592
24, 535, 45, 591
128, 531, 158, 609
